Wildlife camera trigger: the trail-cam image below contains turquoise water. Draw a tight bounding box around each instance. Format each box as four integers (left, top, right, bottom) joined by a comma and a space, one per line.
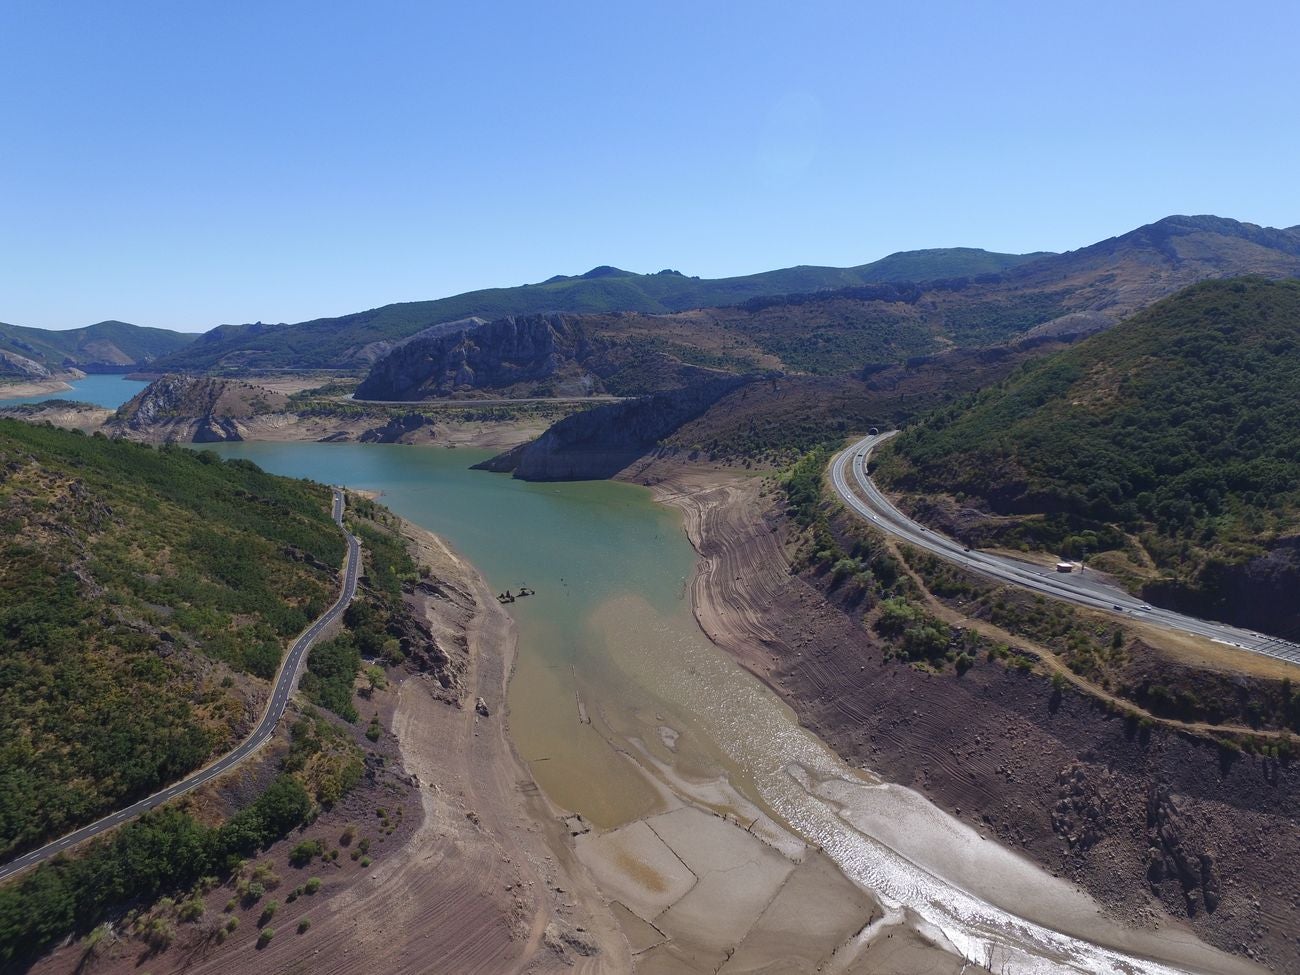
0, 374, 148, 408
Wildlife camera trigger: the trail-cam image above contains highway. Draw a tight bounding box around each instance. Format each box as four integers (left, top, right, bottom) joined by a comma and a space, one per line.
831, 432, 1300, 668
0, 488, 362, 885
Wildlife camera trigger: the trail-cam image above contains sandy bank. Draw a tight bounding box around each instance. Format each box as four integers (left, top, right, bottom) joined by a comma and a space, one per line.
0, 377, 75, 398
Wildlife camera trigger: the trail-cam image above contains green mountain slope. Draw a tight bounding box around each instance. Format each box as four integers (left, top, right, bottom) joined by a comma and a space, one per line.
155, 214, 1300, 377
0, 420, 344, 861
0, 319, 197, 375
151, 248, 1045, 373
876, 277, 1300, 635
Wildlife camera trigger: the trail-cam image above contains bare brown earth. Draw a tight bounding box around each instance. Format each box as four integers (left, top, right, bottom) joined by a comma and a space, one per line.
0, 401, 113, 431
625, 456, 1300, 973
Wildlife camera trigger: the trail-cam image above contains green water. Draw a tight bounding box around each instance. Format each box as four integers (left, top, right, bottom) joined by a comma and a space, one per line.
206, 442, 722, 824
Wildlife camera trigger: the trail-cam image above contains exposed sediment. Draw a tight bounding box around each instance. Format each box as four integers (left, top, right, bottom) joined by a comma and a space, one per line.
287, 519, 627, 974
639, 462, 1284, 973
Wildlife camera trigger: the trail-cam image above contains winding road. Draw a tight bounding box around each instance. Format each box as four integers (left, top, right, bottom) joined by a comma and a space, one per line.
0, 488, 362, 885
832, 432, 1300, 667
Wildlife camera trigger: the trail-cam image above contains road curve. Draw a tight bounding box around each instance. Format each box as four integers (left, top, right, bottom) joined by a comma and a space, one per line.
0, 488, 362, 885
831, 432, 1300, 668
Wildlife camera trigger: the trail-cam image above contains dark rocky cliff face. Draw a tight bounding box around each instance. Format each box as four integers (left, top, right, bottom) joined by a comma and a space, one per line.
1143, 538, 1300, 641
475, 374, 755, 481
355, 314, 602, 400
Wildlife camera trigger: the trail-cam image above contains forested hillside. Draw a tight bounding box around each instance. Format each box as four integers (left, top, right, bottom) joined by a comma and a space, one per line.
876, 277, 1300, 635
0, 319, 196, 375
0, 420, 344, 862
150, 248, 1044, 372
152, 215, 1300, 377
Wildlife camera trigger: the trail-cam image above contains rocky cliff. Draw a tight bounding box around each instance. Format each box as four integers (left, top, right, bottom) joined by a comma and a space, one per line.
476, 374, 755, 480
110, 374, 289, 442
355, 314, 605, 400
1144, 536, 1300, 640
0, 350, 56, 380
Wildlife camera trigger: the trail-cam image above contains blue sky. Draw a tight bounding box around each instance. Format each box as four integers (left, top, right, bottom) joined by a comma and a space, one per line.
2, 1, 1297, 332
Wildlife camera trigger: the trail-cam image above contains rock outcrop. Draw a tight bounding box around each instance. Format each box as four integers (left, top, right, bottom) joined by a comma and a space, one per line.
1146, 786, 1223, 916
0, 350, 54, 380
355, 314, 602, 400
109, 374, 289, 443
476, 373, 756, 480
1143, 537, 1300, 642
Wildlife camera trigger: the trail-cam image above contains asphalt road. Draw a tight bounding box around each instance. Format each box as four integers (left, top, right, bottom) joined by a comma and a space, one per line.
0, 488, 362, 885
832, 432, 1300, 667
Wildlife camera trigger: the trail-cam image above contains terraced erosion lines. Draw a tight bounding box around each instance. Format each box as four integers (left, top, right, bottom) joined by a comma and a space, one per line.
831, 433, 1300, 668
0, 488, 362, 885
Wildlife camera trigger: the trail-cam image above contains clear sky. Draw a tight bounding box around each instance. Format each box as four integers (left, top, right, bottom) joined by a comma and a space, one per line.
2, 0, 1297, 332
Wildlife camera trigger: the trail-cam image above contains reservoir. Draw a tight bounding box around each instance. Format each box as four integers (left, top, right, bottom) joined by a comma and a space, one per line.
0, 374, 147, 408
207, 441, 1230, 975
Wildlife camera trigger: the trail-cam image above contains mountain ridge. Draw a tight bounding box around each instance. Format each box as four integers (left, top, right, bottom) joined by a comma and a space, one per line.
149, 246, 1049, 373
153, 214, 1300, 376
0, 319, 197, 377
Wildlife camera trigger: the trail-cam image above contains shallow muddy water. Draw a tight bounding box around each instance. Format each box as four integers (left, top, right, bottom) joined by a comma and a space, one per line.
206, 442, 1245, 975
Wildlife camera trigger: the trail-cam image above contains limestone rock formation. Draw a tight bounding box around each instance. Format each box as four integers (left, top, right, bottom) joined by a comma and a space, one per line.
110, 374, 288, 442
355, 314, 600, 401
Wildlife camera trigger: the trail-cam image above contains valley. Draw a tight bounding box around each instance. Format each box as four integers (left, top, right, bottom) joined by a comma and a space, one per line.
5, 216, 1300, 975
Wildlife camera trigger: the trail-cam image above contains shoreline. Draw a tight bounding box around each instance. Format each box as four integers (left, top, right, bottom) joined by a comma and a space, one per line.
9, 402, 554, 451
343, 516, 628, 973
638, 461, 1262, 975
0, 377, 75, 398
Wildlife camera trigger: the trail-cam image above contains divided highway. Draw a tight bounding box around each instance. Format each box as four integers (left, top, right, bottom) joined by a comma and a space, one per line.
832, 432, 1300, 667
0, 488, 362, 885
